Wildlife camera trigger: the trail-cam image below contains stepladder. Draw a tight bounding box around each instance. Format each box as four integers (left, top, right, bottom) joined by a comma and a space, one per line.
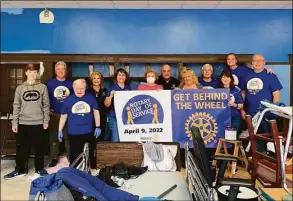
212, 138, 248, 177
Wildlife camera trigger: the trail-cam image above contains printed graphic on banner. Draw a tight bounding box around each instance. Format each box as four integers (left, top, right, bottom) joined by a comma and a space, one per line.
115, 91, 172, 142
171, 89, 230, 148
122, 95, 164, 125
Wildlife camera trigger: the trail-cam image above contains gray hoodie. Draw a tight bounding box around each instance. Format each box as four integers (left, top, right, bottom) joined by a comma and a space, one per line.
12, 81, 50, 126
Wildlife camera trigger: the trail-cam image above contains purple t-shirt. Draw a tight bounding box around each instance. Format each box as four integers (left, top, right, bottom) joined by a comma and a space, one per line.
229, 87, 244, 118
107, 84, 131, 117
46, 78, 73, 113
224, 65, 253, 90
243, 69, 283, 114
61, 93, 98, 135
199, 77, 219, 89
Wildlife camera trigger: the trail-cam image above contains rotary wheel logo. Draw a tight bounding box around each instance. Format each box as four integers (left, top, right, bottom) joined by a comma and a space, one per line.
185, 112, 218, 144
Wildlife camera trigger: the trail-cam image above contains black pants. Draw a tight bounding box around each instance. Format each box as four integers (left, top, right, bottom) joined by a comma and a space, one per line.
68, 133, 96, 169
15, 124, 46, 172
49, 113, 68, 156
97, 118, 107, 142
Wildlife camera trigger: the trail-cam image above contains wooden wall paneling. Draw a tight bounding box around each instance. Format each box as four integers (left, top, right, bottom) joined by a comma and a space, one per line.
114, 62, 120, 71
41, 62, 53, 83
109, 63, 115, 77
66, 62, 73, 80
289, 54, 293, 106
178, 62, 184, 80
0, 65, 8, 114
1, 54, 254, 64
124, 63, 130, 75
145, 63, 151, 72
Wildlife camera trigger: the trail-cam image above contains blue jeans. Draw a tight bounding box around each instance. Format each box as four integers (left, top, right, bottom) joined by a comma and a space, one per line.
103, 117, 111, 141
108, 116, 120, 142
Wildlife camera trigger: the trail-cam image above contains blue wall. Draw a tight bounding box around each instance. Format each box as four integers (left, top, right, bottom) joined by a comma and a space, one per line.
269, 65, 291, 106
1, 8, 292, 104
1, 9, 292, 62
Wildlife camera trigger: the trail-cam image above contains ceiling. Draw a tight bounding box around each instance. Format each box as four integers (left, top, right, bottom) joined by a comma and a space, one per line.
1, 1, 292, 9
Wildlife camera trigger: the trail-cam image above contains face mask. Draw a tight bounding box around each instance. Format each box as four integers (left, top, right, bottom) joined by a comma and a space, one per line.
147, 77, 156, 84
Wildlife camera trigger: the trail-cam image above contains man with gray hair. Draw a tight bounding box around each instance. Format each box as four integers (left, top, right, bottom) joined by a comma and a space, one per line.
46, 61, 73, 157
199, 63, 219, 89
241, 54, 283, 152
241, 54, 282, 117
58, 79, 101, 170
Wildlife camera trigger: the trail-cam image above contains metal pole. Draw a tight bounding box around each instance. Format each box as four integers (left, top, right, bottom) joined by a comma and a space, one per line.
246, 108, 271, 152
279, 136, 292, 195
283, 116, 293, 161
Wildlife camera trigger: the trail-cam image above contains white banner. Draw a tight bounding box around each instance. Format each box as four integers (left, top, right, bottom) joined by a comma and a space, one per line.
114, 90, 173, 142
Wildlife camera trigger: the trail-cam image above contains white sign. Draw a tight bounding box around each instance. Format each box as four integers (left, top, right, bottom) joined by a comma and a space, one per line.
114, 90, 173, 142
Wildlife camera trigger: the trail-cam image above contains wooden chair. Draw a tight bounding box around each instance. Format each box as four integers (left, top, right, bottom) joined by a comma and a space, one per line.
246, 115, 292, 188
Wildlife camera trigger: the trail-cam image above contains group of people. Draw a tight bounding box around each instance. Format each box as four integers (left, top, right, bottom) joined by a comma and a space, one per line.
4, 53, 283, 180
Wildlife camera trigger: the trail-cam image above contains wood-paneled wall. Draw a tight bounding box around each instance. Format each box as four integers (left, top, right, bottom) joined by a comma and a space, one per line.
289, 54, 293, 106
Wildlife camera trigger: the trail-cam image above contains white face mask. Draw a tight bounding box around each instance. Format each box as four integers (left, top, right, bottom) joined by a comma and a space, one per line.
147, 77, 156, 84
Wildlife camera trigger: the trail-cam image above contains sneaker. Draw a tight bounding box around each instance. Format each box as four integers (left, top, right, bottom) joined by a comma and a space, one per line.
35, 169, 48, 176
239, 130, 249, 139
4, 170, 26, 180
90, 168, 100, 177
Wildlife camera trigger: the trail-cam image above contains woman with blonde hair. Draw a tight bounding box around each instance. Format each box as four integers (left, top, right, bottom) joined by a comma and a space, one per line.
137, 69, 163, 90
179, 68, 201, 89
87, 72, 108, 141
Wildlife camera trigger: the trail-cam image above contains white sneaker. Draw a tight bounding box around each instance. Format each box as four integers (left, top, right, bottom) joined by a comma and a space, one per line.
27, 173, 41, 181
239, 130, 249, 139
90, 169, 100, 176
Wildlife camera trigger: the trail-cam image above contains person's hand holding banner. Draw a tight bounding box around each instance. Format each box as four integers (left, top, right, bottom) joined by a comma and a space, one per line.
110, 90, 116, 97
228, 99, 235, 107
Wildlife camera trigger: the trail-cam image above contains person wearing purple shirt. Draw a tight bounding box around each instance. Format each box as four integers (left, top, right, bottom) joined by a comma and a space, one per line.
219, 71, 244, 135
104, 68, 131, 142
58, 79, 101, 170
225, 53, 253, 90
242, 54, 283, 116
242, 54, 283, 152
155, 63, 180, 90
199, 64, 219, 89
225, 53, 274, 120
45, 61, 73, 157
